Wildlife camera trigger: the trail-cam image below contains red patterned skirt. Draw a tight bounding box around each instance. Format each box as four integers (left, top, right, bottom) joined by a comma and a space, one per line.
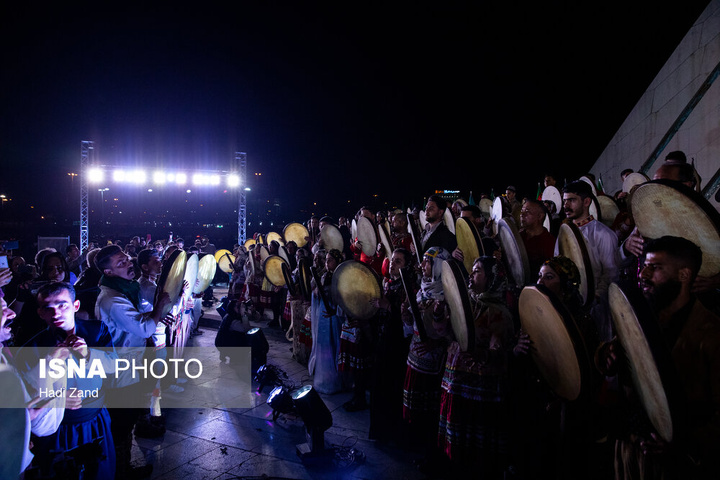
337, 322, 371, 373
437, 370, 509, 470
402, 365, 442, 424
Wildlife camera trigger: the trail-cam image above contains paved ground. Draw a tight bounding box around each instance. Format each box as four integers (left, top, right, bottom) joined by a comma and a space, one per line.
129, 286, 425, 480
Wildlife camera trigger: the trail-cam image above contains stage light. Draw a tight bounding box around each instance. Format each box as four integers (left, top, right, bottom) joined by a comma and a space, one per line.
267, 386, 295, 421
131, 170, 147, 184
153, 171, 166, 184
291, 385, 333, 461
192, 173, 207, 186
88, 168, 104, 183
210, 174, 221, 186
227, 174, 240, 187
247, 328, 269, 372
113, 170, 126, 182
175, 173, 187, 185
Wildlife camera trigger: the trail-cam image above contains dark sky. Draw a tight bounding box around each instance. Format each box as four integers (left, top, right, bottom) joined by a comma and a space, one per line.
0, 2, 711, 226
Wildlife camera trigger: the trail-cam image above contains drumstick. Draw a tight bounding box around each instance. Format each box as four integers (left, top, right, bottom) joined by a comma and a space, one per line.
399, 268, 427, 342
310, 266, 335, 315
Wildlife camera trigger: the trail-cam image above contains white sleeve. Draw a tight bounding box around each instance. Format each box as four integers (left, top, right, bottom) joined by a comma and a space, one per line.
107, 296, 157, 339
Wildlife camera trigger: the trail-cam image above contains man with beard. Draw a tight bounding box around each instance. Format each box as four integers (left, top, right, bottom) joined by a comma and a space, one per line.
555, 180, 619, 342
420, 195, 457, 256
602, 236, 720, 479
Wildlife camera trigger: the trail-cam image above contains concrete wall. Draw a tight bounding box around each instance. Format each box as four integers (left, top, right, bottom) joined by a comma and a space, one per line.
590, 0, 720, 209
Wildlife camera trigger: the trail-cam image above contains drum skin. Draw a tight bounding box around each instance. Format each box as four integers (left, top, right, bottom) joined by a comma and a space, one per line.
479, 198, 493, 218
406, 213, 423, 263
356, 216, 377, 257
157, 249, 187, 318
321, 224, 345, 252
378, 222, 393, 257
541, 186, 562, 215
266, 231, 284, 245
331, 260, 381, 320
556, 222, 595, 307
194, 254, 217, 294
263, 255, 289, 287
496, 217, 531, 288
609, 282, 675, 442
183, 254, 199, 304
519, 286, 583, 400
622, 172, 650, 193
283, 222, 310, 248
630, 179, 720, 277
440, 260, 474, 352
443, 208, 455, 235
217, 250, 236, 274
597, 195, 619, 227
455, 216, 484, 274
214, 249, 232, 263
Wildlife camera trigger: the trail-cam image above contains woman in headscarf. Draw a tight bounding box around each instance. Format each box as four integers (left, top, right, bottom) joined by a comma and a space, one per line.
514, 255, 602, 479
403, 247, 454, 473
437, 255, 515, 478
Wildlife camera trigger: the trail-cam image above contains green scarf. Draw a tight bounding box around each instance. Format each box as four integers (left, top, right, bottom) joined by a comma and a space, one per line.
100, 275, 142, 310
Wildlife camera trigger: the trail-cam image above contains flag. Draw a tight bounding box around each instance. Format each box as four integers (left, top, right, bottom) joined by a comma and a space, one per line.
468, 190, 476, 206
597, 175, 605, 195
536, 182, 542, 200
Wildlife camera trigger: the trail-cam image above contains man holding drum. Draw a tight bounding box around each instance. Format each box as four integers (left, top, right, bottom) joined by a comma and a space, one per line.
602, 236, 720, 479
557, 180, 619, 342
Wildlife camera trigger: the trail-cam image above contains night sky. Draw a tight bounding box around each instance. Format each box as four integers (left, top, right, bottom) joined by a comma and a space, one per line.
0, 2, 711, 241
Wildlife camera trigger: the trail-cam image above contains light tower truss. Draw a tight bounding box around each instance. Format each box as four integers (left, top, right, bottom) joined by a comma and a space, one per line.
79, 141, 93, 254
235, 152, 247, 244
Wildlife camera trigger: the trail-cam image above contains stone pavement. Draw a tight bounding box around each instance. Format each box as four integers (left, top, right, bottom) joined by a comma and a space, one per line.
129, 287, 426, 479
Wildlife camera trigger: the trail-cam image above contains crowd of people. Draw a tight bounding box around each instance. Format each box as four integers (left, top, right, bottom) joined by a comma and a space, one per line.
1, 149, 719, 479
1, 234, 219, 479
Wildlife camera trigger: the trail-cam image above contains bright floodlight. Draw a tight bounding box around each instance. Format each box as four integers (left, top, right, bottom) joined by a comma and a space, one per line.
88, 168, 104, 183
175, 173, 187, 185
131, 170, 147, 184
210, 174, 221, 186
153, 171, 166, 184
227, 174, 240, 187
113, 170, 126, 182
192, 173, 207, 186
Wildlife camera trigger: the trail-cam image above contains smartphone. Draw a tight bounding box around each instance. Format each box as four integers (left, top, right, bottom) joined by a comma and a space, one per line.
0, 255, 8, 269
